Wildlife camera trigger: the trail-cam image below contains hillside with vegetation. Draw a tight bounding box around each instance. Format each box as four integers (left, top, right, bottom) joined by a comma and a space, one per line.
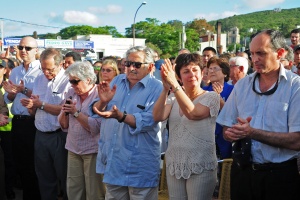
9, 7, 300, 57
208, 7, 300, 38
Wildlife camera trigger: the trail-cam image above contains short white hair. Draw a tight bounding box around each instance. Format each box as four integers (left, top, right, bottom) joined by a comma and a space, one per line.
229, 56, 249, 74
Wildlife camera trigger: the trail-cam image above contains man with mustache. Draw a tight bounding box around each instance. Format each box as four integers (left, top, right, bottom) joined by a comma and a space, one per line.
92, 46, 163, 199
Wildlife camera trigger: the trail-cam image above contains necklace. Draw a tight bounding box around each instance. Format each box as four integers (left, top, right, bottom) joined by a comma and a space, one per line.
188, 90, 205, 101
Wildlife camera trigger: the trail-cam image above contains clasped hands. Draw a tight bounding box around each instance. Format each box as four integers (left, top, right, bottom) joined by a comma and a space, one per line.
224, 117, 253, 142
20, 94, 42, 109
0, 114, 9, 126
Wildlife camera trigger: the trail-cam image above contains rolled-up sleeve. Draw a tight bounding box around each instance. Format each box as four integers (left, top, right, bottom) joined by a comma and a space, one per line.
88, 116, 101, 136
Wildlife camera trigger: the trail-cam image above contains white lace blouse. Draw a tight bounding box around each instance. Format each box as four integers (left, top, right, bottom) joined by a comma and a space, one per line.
166, 91, 220, 179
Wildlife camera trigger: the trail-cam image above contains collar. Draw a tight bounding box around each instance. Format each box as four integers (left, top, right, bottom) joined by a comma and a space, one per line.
51, 67, 65, 82
22, 60, 40, 69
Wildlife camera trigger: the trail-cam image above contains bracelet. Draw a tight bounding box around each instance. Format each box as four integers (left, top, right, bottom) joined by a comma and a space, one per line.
118, 111, 127, 123
173, 86, 181, 93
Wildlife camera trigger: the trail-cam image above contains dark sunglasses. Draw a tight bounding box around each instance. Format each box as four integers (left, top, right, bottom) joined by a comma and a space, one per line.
69, 79, 81, 85
124, 61, 148, 69
101, 68, 113, 73
17, 45, 37, 51
252, 74, 278, 96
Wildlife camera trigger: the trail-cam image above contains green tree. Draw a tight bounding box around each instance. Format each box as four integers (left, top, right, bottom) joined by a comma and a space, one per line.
39, 33, 59, 39
58, 25, 122, 39
186, 18, 215, 36
167, 20, 184, 31
125, 18, 200, 57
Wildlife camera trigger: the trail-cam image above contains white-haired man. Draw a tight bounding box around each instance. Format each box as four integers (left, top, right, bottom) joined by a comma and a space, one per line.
229, 56, 249, 85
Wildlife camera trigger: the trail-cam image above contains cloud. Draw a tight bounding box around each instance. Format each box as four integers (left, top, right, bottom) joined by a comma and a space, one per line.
88, 4, 122, 14
49, 11, 101, 26
243, 0, 285, 9
64, 11, 100, 25
195, 11, 239, 21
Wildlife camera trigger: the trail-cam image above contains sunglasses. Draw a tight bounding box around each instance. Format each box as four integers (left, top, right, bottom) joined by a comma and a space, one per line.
93, 66, 101, 71
252, 74, 278, 96
17, 45, 37, 51
69, 79, 81, 85
124, 61, 148, 69
101, 68, 113, 73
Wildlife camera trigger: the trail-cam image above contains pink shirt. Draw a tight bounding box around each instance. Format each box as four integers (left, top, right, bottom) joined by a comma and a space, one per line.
60, 85, 101, 155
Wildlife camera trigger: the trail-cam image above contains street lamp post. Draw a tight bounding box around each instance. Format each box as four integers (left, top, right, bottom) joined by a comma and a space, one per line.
133, 1, 146, 46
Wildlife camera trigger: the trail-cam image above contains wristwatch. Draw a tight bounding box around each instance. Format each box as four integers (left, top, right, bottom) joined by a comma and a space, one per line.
73, 110, 80, 118
118, 111, 127, 123
22, 87, 28, 95
40, 102, 45, 110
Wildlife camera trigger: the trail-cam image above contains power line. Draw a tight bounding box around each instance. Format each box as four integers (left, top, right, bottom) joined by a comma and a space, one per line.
0, 17, 62, 29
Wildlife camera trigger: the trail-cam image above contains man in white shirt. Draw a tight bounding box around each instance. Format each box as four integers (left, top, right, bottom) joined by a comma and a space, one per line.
3, 36, 42, 200
20, 48, 71, 200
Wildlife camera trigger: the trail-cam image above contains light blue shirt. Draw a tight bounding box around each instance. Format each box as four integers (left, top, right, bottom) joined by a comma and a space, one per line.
4, 60, 43, 115
91, 74, 163, 187
217, 66, 300, 164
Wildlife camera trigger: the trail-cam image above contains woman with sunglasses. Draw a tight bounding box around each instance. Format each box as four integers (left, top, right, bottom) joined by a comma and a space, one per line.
99, 59, 120, 83
153, 53, 220, 199
58, 61, 105, 200
93, 60, 102, 84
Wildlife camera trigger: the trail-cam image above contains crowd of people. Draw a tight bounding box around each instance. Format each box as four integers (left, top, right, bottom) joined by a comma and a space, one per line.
0, 28, 299, 200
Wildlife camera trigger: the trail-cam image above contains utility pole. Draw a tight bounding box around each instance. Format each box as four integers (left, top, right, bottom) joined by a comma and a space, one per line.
0, 21, 3, 52
182, 25, 186, 49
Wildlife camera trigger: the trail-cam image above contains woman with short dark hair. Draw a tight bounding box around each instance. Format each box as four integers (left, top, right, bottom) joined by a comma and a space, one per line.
153, 53, 220, 199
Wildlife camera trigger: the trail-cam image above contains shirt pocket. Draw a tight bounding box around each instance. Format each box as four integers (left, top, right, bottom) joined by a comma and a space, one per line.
264, 101, 289, 131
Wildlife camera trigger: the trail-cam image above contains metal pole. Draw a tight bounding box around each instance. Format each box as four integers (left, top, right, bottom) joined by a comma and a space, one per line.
0, 21, 3, 52
182, 25, 186, 49
133, 2, 146, 46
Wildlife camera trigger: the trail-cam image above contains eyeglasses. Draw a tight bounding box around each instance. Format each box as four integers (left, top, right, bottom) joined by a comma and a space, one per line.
101, 68, 113, 73
252, 74, 278, 96
93, 66, 101, 71
17, 45, 37, 51
69, 79, 81, 85
124, 61, 148, 69
208, 67, 222, 72
41, 66, 57, 74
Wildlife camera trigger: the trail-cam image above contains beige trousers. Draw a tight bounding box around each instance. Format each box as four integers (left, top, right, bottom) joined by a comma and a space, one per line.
67, 151, 105, 200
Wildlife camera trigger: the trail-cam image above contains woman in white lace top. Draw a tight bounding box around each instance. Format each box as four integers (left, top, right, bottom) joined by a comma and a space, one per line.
153, 53, 220, 199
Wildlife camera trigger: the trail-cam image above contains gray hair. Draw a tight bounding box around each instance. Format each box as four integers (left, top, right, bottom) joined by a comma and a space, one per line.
125, 46, 155, 64
284, 45, 294, 62
229, 56, 249, 74
40, 48, 63, 66
65, 61, 97, 84
256, 29, 286, 52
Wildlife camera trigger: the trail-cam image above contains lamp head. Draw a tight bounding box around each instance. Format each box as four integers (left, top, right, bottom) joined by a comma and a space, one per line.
142, 1, 147, 5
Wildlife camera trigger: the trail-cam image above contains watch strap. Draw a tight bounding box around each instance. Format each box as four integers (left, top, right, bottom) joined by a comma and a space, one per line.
73, 110, 80, 118
118, 111, 127, 123
40, 102, 45, 110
